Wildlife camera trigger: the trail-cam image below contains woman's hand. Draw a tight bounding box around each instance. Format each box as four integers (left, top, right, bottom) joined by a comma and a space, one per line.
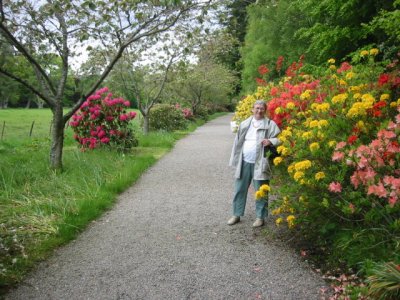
261, 139, 272, 146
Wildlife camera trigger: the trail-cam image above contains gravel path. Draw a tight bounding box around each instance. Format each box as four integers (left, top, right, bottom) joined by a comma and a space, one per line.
7, 114, 328, 300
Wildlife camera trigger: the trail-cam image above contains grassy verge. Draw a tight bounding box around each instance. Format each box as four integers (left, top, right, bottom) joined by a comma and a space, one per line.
0, 109, 227, 294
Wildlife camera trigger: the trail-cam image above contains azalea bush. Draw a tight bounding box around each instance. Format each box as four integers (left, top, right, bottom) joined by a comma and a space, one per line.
237, 50, 400, 273
149, 103, 188, 132
175, 103, 194, 121
70, 87, 138, 150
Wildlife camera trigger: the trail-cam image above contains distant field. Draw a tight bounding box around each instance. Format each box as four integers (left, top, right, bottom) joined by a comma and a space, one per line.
0, 109, 54, 141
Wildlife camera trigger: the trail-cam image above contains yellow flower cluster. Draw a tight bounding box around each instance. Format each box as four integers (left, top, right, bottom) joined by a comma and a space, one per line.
356, 120, 367, 132
254, 86, 270, 99
233, 95, 256, 122
293, 171, 305, 181
309, 142, 320, 152
360, 48, 379, 57
300, 90, 312, 100
346, 93, 375, 118
275, 107, 284, 114
327, 58, 335, 64
331, 93, 348, 104
277, 145, 290, 156
308, 119, 328, 129
255, 184, 271, 200
294, 160, 312, 171
349, 86, 361, 93
286, 215, 296, 228
370, 48, 379, 56
390, 98, 400, 108
279, 128, 292, 143
301, 131, 313, 140
288, 160, 313, 184
311, 103, 330, 113
380, 94, 389, 101
345, 72, 356, 80
315, 171, 325, 181
273, 156, 283, 166
272, 196, 296, 227
286, 102, 296, 109
328, 140, 336, 147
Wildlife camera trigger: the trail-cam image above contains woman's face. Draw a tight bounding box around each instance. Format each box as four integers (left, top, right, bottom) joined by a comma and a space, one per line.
252, 104, 266, 120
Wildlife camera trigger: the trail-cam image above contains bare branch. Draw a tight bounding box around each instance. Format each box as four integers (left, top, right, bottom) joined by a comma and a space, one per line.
54, 10, 69, 101
152, 55, 176, 101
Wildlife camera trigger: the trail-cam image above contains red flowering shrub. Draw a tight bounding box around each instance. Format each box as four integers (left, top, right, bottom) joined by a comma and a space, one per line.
70, 87, 138, 150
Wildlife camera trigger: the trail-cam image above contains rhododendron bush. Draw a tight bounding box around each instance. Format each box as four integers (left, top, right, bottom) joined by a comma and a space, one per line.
70, 87, 138, 150
236, 50, 400, 268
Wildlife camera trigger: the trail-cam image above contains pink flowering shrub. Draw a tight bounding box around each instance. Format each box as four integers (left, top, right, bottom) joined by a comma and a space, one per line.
347, 112, 400, 207
70, 87, 138, 150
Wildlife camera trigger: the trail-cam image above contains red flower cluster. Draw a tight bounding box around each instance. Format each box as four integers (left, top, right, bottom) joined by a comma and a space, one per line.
258, 64, 269, 76
70, 87, 137, 150
276, 56, 284, 72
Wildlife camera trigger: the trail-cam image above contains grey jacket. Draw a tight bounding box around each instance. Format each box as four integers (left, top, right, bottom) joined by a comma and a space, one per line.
229, 116, 281, 180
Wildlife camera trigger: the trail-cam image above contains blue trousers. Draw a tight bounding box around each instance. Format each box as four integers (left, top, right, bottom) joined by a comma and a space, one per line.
232, 161, 269, 219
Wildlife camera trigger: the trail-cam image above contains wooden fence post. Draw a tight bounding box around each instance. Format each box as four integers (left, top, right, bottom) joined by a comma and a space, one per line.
1, 121, 4, 140
29, 121, 35, 137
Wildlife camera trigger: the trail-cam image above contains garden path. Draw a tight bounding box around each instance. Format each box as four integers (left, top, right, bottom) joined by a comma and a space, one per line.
7, 114, 328, 300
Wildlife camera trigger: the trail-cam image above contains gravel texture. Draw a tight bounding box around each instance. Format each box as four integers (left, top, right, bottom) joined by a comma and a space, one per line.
6, 114, 328, 300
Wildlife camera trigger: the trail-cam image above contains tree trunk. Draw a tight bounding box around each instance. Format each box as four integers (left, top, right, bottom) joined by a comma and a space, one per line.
0, 97, 8, 108
143, 114, 150, 135
25, 98, 31, 109
49, 107, 65, 170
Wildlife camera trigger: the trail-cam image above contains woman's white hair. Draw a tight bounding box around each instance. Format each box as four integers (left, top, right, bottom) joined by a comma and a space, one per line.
253, 100, 267, 108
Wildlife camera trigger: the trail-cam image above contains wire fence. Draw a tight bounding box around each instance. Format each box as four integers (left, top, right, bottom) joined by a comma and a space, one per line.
0, 120, 71, 141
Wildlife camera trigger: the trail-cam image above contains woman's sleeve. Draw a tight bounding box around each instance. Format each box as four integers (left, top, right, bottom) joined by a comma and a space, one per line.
267, 121, 281, 146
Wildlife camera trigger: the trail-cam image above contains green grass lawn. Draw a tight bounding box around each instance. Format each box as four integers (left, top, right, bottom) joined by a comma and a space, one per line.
0, 108, 226, 294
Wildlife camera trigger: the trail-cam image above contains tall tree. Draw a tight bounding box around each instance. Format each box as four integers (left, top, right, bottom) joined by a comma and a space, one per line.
217, 0, 256, 96
241, 0, 307, 92
0, 0, 213, 170
296, 0, 396, 63
170, 58, 237, 114
113, 53, 177, 135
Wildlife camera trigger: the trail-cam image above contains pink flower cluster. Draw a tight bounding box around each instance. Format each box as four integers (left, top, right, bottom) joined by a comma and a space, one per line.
70, 87, 137, 150
174, 103, 193, 120
182, 108, 193, 119
333, 109, 400, 207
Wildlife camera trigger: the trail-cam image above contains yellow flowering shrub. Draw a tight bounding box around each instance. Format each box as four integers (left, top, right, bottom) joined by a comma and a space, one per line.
233, 53, 400, 277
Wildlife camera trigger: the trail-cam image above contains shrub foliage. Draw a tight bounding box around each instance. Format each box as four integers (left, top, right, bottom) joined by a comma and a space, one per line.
149, 104, 188, 132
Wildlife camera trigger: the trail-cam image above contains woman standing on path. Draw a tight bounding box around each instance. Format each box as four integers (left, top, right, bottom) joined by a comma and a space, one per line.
228, 100, 281, 227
